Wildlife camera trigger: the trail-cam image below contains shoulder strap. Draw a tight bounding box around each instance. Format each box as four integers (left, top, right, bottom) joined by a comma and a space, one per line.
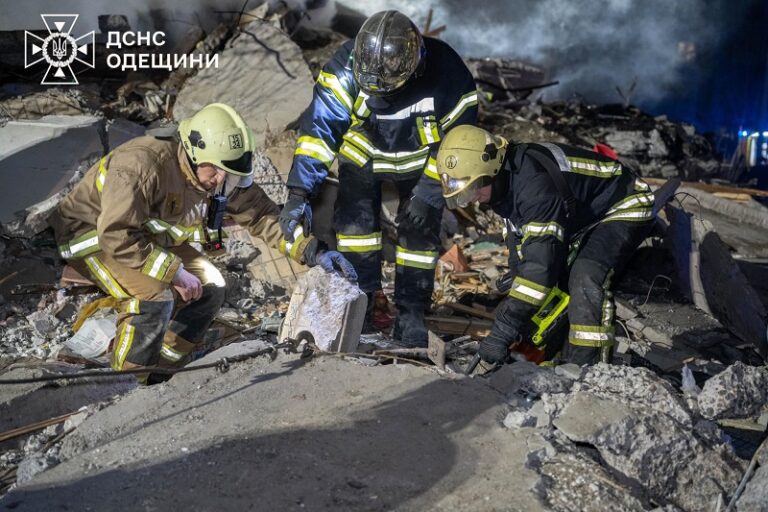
519, 144, 577, 218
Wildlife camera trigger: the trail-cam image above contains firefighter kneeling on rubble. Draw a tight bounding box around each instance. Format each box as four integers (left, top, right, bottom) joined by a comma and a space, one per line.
436, 125, 655, 366
49, 103, 355, 383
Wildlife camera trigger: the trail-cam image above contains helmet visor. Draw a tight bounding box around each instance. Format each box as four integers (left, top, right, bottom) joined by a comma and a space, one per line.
440, 174, 488, 209
220, 150, 253, 177
355, 70, 409, 95
353, 11, 422, 96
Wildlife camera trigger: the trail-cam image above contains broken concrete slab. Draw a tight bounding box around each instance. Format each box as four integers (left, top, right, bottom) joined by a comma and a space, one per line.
538, 364, 745, 511
4, 356, 547, 511
590, 413, 742, 511
486, 360, 573, 401
173, 20, 314, 148
529, 436, 649, 512
552, 391, 634, 443
0, 115, 105, 226
665, 204, 768, 358
736, 464, 768, 512
574, 364, 693, 427
251, 149, 288, 205
674, 184, 768, 232
698, 362, 768, 420
698, 230, 768, 357
280, 266, 366, 352
0, 363, 136, 447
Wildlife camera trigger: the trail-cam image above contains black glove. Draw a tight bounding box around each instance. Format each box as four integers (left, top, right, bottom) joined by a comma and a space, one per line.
279, 190, 312, 242
479, 298, 522, 364
397, 196, 440, 231
302, 239, 358, 280
479, 334, 513, 364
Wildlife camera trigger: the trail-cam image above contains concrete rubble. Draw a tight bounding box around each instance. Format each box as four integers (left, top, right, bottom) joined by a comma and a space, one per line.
698, 362, 768, 420
172, 18, 314, 149
0, 1, 767, 509
496, 363, 749, 511
280, 266, 366, 352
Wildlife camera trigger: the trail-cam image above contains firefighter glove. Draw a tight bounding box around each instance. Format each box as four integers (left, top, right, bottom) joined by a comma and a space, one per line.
397, 196, 439, 231
317, 251, 358, 280
303, 239, 358, 280
279, 190, 312, 241
480, 298, 522, 364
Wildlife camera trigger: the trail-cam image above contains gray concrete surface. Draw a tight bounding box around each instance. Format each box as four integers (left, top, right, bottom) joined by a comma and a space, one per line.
2, 355, 547, 512
0, 115, 105, 224
173, 20, 314, 149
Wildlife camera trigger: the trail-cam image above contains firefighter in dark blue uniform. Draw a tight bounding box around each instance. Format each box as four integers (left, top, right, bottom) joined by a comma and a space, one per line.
436, 125, 655, 365
279, 11, 479, 347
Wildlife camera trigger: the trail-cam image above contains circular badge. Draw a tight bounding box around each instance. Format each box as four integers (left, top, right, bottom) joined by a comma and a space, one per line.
42, 32, 78, 68
445, 155, 458, 169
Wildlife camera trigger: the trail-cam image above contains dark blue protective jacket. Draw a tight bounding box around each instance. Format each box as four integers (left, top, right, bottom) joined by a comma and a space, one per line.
493, 143, 655, 329
286, 37, 479, 208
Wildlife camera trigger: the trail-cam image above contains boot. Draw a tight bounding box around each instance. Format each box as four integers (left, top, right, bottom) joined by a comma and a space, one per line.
392, 304, 428, 348
362, 292, 377, 334
362, 290, 394, 333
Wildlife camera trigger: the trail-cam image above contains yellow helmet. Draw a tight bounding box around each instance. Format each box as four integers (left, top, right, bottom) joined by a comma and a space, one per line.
436, 125, 508, 209
178, 103, 255, 177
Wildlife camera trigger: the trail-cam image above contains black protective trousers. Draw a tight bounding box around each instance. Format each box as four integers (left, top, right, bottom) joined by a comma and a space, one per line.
565, 219, 653, 365
334, 163, 441, 308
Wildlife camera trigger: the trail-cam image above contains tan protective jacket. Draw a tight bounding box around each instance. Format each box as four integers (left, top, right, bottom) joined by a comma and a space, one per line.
50, 136, 309, 283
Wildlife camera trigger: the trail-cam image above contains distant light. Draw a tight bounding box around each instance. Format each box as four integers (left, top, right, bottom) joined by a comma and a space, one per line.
740, 130, 749, 137
763, 131, 768, 137
751, 132, 760, 137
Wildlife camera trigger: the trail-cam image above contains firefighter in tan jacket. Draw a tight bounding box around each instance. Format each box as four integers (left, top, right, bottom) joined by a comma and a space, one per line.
49, 103, 355, 381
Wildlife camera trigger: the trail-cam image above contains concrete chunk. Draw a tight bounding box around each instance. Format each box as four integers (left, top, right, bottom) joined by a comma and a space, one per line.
280, 267, 366, 352
698, 362, 768, 420
552, 392, 633, 443
173, 20, 313, 148
0, 115, 105, 226
0, 363, 136, 447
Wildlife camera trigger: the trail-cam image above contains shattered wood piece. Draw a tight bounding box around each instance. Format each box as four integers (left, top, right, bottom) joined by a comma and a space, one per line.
713, 192, 752, 202
439, 244, 470, 272
450, 272, 481, 280
427, 331, 446, 369
445, 302, 495, 321
425, 316, 493, 337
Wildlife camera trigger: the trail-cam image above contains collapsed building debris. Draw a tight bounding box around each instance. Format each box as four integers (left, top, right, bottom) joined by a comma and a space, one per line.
0, 2, 767, 509
172, 17, 314, 148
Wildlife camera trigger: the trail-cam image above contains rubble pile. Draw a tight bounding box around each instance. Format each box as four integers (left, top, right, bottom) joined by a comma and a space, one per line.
1, 3, 767, 508
480, 98, 722, 180
495, 362, 761, 511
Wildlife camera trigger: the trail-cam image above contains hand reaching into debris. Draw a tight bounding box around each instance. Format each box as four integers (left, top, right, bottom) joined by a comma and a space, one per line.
172, 266, 203, 302
302, 239, 358, 280
316, 251, 358, 280
479, 335, 511, 364
279, 190, 312, 241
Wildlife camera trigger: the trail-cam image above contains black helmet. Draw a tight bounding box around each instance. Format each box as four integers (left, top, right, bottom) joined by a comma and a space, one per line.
353, 10, 424, 96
